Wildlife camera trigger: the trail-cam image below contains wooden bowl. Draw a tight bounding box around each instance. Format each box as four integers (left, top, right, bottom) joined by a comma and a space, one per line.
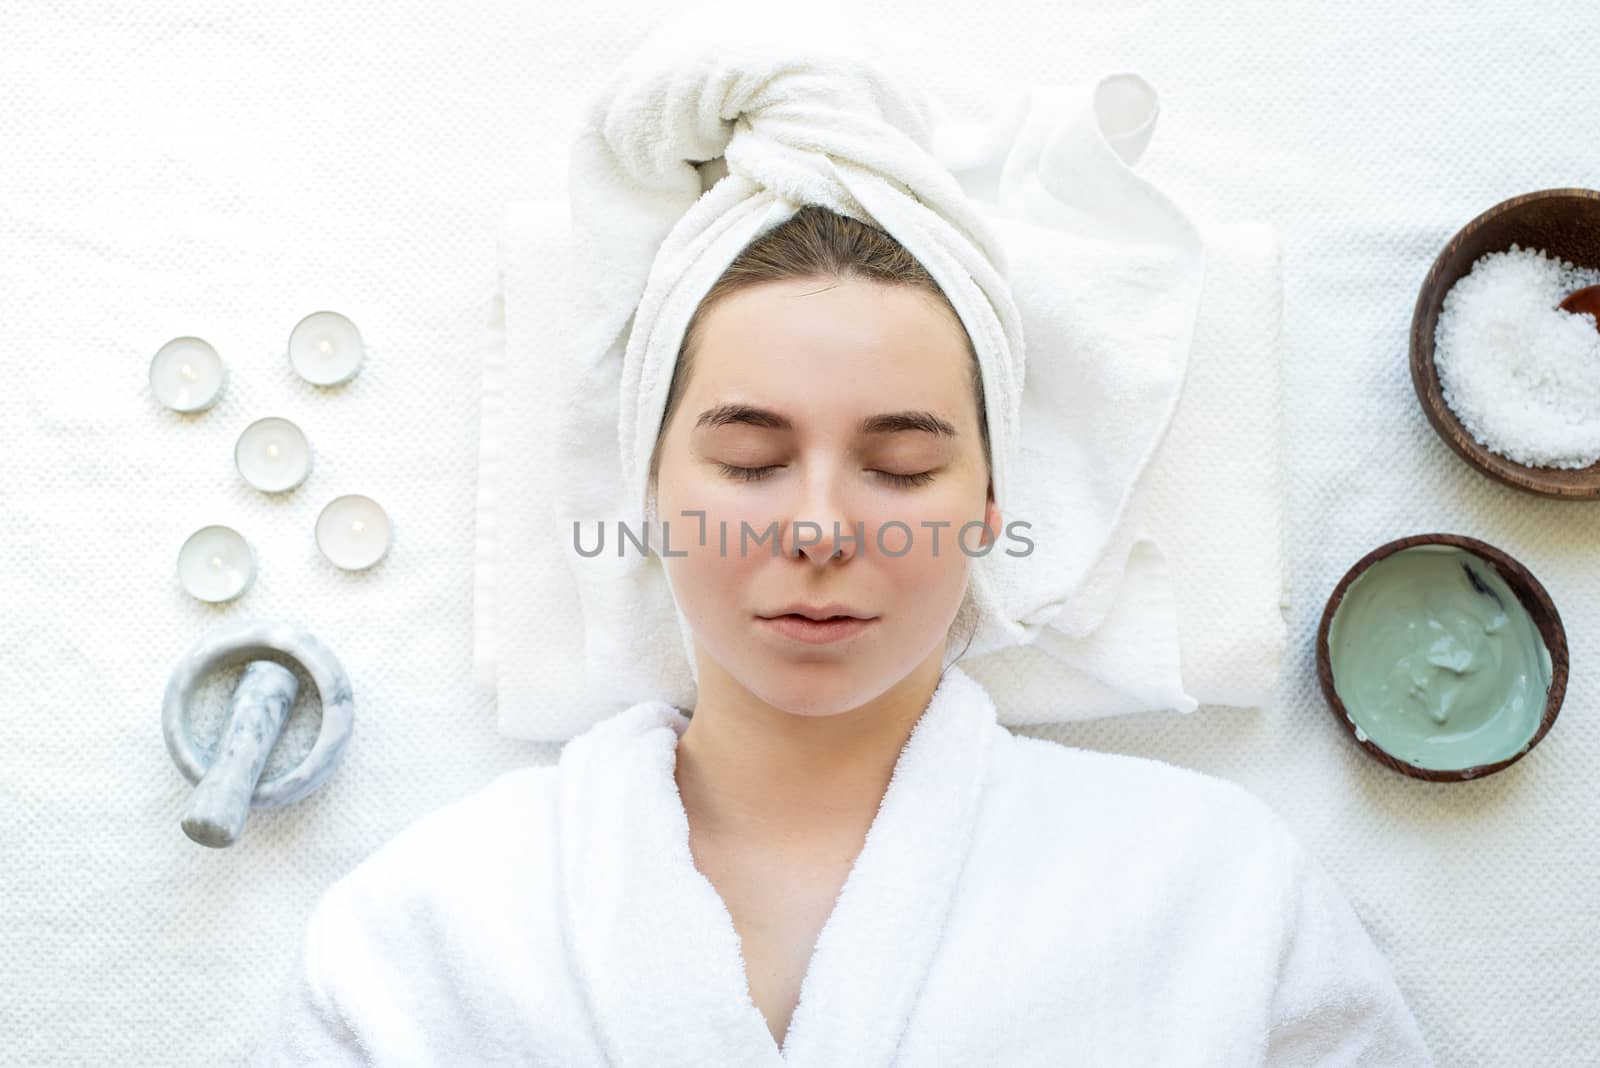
1409, 187, 1600, 499
1315, 532, 1568, 782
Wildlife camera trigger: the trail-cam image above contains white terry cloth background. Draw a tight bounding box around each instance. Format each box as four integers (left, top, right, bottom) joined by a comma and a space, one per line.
1, 2, 1596, 1065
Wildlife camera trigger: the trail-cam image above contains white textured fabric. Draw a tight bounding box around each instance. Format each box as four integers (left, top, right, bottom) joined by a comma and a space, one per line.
4, 3, 1598, 1066
475, 2, 1289, 739
250, 665, 1433, 1066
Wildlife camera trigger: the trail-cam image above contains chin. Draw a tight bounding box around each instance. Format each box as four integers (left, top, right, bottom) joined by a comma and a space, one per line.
738, 657, 901, 717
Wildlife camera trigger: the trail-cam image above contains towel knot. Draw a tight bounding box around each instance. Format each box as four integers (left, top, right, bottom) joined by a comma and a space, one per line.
578, 16, 1027, 522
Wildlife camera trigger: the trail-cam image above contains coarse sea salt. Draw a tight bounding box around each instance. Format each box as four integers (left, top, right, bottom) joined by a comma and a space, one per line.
1433, 243, 1600, 469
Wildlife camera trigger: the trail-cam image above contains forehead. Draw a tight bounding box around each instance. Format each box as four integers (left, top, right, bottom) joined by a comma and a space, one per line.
686, 277, 973, 412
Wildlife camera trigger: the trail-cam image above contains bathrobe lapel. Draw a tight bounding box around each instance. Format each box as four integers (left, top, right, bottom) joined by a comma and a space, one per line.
554, 665, 999, 1068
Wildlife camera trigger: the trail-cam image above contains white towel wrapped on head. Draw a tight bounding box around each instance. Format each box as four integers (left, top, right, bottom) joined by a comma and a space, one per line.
471, 3, 1287, 740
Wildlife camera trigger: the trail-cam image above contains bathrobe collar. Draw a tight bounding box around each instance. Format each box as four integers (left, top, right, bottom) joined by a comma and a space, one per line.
554, 664, 999, 1067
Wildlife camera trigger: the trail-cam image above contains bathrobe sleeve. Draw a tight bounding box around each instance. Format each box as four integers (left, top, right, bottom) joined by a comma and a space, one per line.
250, 868, 461, 1067
1262, 827, 1436, 1067
248, 879, 386, 1066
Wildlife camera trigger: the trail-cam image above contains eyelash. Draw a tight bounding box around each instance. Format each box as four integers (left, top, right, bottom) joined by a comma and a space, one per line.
715, 463, 936, 488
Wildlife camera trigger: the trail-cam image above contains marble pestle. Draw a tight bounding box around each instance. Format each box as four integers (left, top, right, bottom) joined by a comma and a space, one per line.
181, 660, 300, 848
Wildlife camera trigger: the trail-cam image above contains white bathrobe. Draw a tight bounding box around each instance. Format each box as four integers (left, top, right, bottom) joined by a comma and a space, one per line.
251, 666, 1434, 1066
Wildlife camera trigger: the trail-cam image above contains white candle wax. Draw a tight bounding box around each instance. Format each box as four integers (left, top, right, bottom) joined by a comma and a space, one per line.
177, 525, 257, 602
150, 337, 227, 412
316, 494, 392, 571
288, 310, 365, 386
235, 416, 312, 492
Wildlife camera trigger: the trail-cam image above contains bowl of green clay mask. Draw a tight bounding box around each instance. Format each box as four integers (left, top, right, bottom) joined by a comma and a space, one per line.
1316, 533, 1568, 781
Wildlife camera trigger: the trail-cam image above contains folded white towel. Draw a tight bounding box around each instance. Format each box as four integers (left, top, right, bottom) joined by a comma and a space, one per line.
960, 221, 1290, 725
472, 4, 1286, 740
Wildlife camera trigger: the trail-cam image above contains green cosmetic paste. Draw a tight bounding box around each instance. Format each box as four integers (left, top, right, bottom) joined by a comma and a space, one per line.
1327, 544, 1551, 772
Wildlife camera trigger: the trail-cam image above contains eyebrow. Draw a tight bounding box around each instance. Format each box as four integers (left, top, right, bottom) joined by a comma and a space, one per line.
693, 403, 959, 438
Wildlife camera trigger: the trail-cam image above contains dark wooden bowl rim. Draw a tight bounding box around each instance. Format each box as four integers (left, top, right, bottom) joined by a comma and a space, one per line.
1315, 532, 1568, 782
1409, 187, 1600, 499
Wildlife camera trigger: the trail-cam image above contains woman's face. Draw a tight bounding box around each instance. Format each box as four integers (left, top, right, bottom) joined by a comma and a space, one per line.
653, 275, 1001, 717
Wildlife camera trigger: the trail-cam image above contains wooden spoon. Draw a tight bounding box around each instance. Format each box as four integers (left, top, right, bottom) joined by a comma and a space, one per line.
1558, 284, 1600, 329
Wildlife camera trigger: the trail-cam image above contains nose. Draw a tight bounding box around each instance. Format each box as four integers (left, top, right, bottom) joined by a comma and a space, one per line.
782, 466, 863, 566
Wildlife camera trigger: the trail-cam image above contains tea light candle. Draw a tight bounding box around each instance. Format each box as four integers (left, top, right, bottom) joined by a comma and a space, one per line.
288, 311, 365, 386
235, 416, 312, 492
150, 337, 227, 412
316, 494, 391, 570
177, 525, 257, 603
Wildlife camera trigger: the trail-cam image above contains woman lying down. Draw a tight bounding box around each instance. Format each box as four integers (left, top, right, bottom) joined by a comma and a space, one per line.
251, 204, 1433, 1066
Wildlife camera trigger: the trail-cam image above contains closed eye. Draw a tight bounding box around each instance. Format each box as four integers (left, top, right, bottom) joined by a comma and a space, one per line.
875, 470, 936, 487
715, 463, 935, 487
716, 463, 781, 482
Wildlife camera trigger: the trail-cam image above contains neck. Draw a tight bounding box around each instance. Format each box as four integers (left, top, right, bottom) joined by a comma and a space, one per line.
673, 647, 946, 848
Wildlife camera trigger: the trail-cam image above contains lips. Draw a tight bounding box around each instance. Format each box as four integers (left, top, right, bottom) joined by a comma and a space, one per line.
758, 613, 879, 645
763, 603, 873, 621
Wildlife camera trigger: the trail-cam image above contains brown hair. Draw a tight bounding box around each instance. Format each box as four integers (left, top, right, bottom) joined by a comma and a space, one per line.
646, 203, 991, 489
